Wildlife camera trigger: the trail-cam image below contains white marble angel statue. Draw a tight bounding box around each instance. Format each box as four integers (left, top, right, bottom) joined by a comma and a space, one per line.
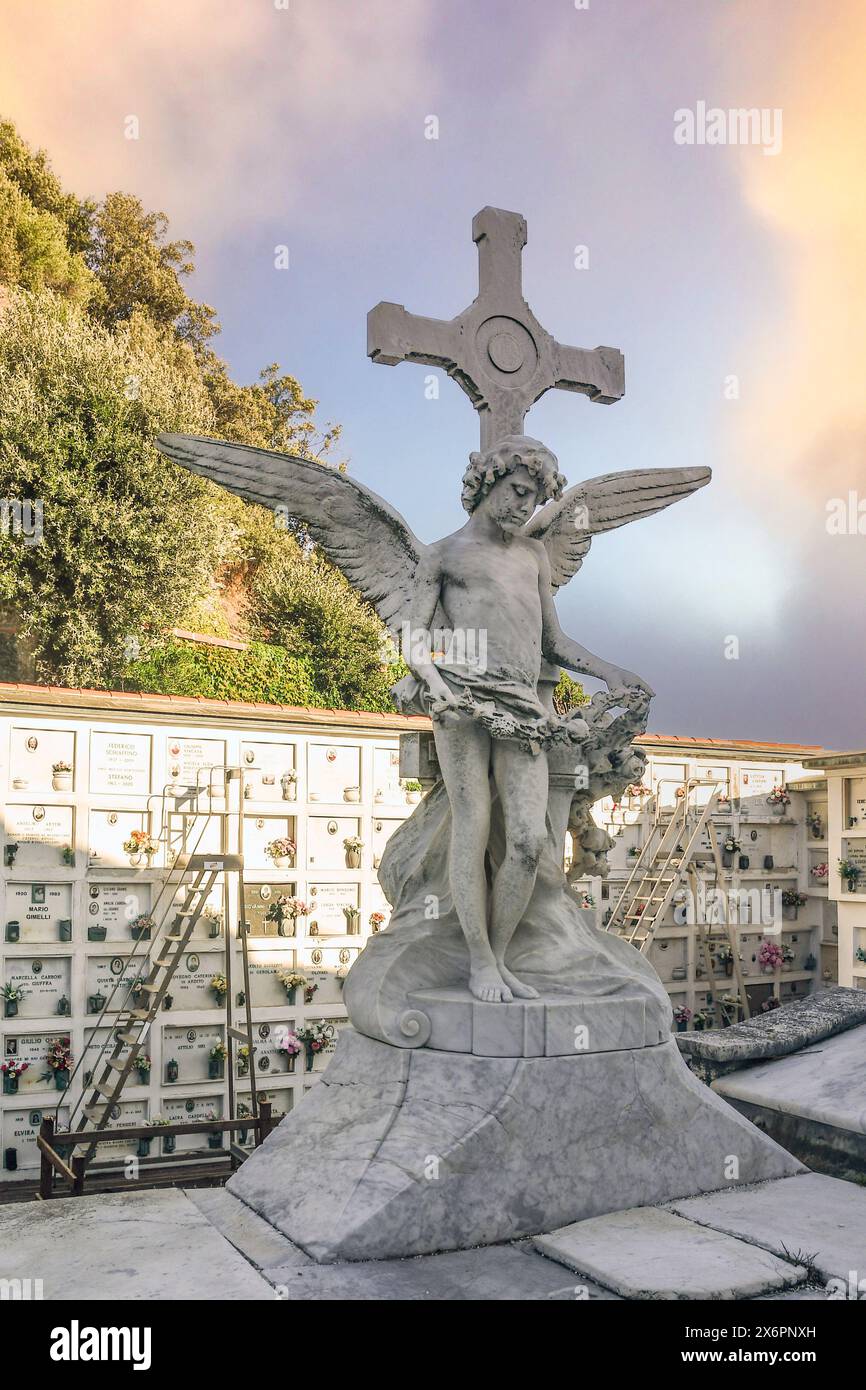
157, 431, 709, 1034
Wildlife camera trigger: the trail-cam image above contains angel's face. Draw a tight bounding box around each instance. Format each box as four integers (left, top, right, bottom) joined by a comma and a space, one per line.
483, 464, 541, 534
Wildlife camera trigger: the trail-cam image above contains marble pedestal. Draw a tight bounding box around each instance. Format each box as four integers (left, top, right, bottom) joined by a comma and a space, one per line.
227, 1028, 803, 1264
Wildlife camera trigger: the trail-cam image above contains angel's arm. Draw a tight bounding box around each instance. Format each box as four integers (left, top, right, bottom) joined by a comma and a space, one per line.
537, 545, 654, 697
405, 549, 454, 704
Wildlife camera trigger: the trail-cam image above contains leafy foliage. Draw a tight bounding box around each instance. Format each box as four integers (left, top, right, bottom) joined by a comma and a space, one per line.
124, 639, 319, 706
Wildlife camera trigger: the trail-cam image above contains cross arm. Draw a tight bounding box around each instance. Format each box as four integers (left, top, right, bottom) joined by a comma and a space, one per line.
553, 343, 625, 405
367, 302, 462, 372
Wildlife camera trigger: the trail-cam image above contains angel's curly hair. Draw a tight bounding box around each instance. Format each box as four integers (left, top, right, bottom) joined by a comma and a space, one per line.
460, 435, 567, 515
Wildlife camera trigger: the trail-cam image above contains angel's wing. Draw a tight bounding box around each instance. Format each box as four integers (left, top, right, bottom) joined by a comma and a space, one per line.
524, 466, 711, 590
156, 434, 424, 632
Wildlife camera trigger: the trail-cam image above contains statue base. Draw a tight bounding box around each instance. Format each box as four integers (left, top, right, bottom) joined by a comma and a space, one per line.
226, 1029, 803, 1264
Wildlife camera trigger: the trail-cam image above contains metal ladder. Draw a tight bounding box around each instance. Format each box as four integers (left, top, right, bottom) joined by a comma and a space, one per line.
54, 766, 260, 1169
606, 779, 721, 945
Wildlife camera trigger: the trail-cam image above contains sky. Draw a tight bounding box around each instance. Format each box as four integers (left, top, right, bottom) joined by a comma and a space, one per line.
1, 0, 864, 748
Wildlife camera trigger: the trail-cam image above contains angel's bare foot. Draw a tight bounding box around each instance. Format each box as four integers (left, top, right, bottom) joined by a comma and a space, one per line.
469, 963, 513, 1004
496, 963, 539, 999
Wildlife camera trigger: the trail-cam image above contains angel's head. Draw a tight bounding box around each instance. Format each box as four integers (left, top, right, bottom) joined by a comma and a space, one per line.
461, 435, 567, 532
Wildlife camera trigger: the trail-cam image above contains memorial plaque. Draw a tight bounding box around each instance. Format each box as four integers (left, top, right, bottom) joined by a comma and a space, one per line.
9, 727, 75, 795
242, 882, 299, 938
167, 951, 226, 1010
846, 777, 866, 828
372, 817, 401, 867
3, 958, 71, 1018
1, 1033, 64, 1092
162, 1025, 225, 1083
88, 810, 148, 867
161, 1094, 223, 1152
244, 1019, 298, 1077
738, 766, 781, 808
90, 731, 152, 796
86, 882, 151, 942
85, 955, 142, 1011
373, 745, 402, 805
240, 740, 297, 804
307, 882, 359, 935
694, 764, 731, 806
841, 837, 866, 885
6, 805, 74, 868
248, 952, 296, 1008
307, 742, 361, 803
82, 1025, 136, 1080
308, 817, 360, 871
98, 1099, 149, 1154
165, 736, 226, 790
242, 815, 295, 869
3, 1105, 70, 1172
166, 810, 222, 861
651, 763, 687, 809
5, 882, 72, 944
299, 943, 358, 1005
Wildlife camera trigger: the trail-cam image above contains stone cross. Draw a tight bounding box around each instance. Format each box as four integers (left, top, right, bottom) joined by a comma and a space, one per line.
367, 206, 625, 448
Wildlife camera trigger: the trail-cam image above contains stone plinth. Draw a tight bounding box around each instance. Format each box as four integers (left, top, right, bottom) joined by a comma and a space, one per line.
404, 986, 665, 1055
227, 1028, 803, 1264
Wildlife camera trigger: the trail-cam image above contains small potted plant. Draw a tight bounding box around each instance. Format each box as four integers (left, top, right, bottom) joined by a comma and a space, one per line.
344, 835, 363, 869
673, 1005, 692, 1033
721, 835, 740, 869
135, 1055, 151, 1085
202, 905, 223, 939
264, 836, 296, 869
627, 845, 640, 860
280, 769, 297, 802
714, 943, 734, 977
303, 980, 319, 1004
266, 896, 308, 937
61, 845, 75, 867
807, 812, 823, 839
2, 1059, 28, 1094
165, 1058, 179, 1083
130, 913, 155, 941
45, 1038, 73, 1090
279, 1030, 301, 1073
88, 991, 107, 1014
296, 1021, 333, 1072
5, 920, 20, 943
210, 973, 228, 1005
52, 760, 73, 792
838, 859, 861, 893
277, 969, 308, 1005
403, 779, 423, 805
766, 786, 791, 812
123, 830, 158, 867
56, 994, 71, 1016
204, 1109, 223, 1150
811, 862, 829, 882
237, 1045, 250, 1077
758, 939, 784, 973
782, 944, 796, 972
343, 905, 361, 935
162, 992, 173, 1011
692, 1011, 707, 1032
369, 911, 385, 933
208, 1041, 227, 1079
343, 784, 361, 803
3, 983, 26, 1018
781, 890, 807, 921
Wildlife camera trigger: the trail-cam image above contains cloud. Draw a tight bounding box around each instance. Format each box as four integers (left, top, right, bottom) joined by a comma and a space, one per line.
0, 0, 436, 234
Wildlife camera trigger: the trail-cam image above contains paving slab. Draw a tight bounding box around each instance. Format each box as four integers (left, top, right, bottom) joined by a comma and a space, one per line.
185, 1187, 312, 1271
677, 987, 866, 1083
667, 1172, 866, 1287
532, 1206, 806, 1300
263, 1240, 617, 1300
711, 1025, 866, 1135
0, 1189, 274, 1300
